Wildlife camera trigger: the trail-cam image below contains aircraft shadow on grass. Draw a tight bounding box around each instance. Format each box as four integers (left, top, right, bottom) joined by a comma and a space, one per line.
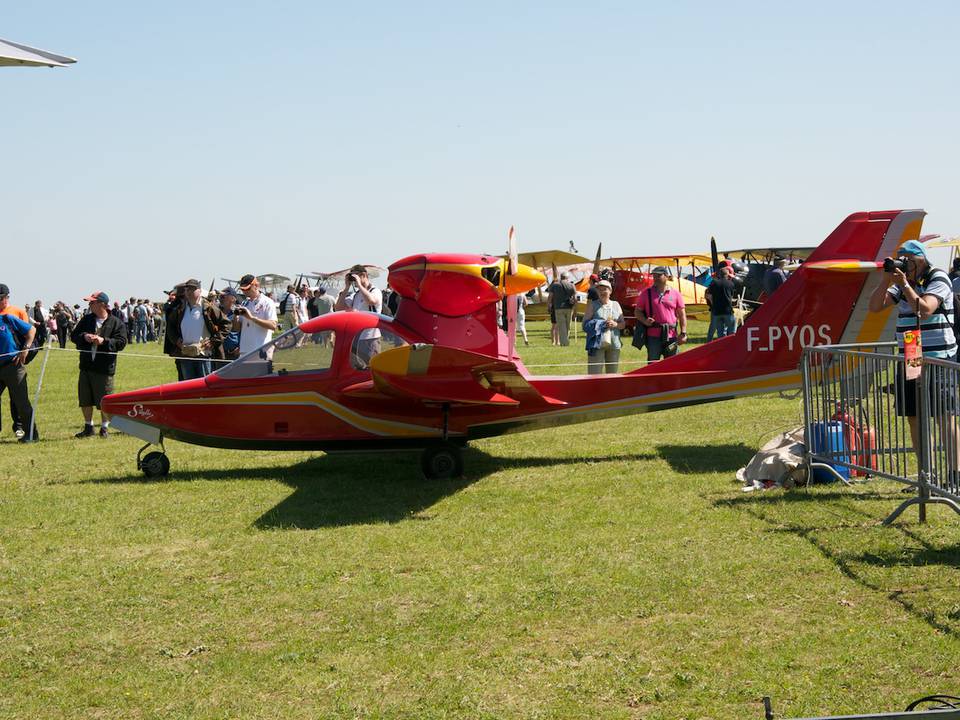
655, 443, 756, 474
89, 447, 659, 530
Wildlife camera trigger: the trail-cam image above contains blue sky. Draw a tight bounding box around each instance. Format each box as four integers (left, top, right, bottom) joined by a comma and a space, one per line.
4, 1, 959, 304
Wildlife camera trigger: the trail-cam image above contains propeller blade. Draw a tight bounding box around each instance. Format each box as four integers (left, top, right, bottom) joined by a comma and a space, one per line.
710, 236, 719, 273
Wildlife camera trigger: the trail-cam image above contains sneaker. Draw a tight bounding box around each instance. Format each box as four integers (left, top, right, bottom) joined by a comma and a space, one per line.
18, 431, 39, 443
13, 427, 25, 440
75, 425, 96, 439
99, 426, 110, 438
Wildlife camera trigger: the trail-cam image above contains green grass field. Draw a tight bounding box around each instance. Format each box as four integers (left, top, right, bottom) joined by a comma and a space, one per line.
1, 320, 958, 719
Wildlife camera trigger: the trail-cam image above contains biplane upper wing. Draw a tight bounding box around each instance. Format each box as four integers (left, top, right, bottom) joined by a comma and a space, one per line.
598, 254, 714, 269
360, 344, 566, 407
511, 249, 590, 268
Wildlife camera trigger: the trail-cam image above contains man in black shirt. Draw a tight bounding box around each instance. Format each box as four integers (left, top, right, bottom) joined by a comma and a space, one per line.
705, 267, 737, 341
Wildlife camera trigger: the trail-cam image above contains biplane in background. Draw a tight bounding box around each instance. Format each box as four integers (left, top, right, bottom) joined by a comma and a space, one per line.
104, 210, 920, 481
596, 254, 714, 329
506, 248, 591, 320
718, 246, 816, 308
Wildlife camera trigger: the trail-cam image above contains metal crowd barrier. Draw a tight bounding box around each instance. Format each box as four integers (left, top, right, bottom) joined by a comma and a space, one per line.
800, 343, 960, 524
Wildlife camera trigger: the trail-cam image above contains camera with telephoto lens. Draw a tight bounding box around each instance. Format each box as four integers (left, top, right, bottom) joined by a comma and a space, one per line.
883, 257, 908, 273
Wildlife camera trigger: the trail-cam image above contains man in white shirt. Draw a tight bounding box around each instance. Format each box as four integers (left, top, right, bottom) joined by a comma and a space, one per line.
235, 274, 279, 356
336, 264, 383, 368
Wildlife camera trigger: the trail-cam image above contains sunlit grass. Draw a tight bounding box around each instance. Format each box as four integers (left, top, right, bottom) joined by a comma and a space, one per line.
0, 320, 958, 719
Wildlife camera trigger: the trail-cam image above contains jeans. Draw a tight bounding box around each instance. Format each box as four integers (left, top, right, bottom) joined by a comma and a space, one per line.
176, 358, 212, 380
136, 321, 147, 343
707, 313, 736, 341
587, 347, 620, 374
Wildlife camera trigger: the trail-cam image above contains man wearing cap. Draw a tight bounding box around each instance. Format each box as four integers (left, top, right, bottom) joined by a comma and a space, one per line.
165, 279, 228, 380
234, 274, 278, 356
636, 267, 687, 361
218, 288, 242, 358
587, 274, 600, 302
869, 240, 958, 474
70, 291, 127, 438
0, 283, 39, 442
336, 265, 383, 367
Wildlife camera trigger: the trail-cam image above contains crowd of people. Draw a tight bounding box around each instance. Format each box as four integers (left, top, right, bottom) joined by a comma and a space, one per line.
1, 252, 958, 445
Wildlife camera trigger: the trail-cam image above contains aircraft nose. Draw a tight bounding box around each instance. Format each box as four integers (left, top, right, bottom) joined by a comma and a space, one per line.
504, 263, 546, 296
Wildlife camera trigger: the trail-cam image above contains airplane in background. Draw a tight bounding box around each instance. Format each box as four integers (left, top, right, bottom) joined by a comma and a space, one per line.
103, 210, 920, 480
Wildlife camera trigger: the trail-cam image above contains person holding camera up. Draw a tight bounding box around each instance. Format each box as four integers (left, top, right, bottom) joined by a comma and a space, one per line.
336, 265, 382, 367
868, 239, 957, 475
234, 274, 279, 356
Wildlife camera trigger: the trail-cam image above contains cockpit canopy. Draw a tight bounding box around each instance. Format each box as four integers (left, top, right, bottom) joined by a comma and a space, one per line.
215, 314, 408, 380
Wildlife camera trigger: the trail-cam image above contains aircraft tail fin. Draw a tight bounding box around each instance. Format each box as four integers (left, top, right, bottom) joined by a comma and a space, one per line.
629, 210, 925, 385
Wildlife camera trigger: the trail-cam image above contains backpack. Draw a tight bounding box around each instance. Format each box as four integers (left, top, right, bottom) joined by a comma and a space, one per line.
279, 293, 290, 315
1, 314, 41, 365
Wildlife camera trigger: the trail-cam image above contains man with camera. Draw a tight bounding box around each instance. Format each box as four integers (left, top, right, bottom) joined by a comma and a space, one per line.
234, 274, 279, 356
868, 240, 957, 474
336, 265, 382, 367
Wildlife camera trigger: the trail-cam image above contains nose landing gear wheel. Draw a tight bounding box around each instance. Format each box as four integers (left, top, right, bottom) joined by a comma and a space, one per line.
140, 451, 170, 479
420, 442, 464, 480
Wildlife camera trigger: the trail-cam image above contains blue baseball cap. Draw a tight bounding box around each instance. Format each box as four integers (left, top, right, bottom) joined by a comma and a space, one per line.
898, 239, 927, 257
83, 290, 110, 305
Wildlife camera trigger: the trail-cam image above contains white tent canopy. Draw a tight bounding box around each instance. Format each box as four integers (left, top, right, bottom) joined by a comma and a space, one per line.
0, 37, 76, 68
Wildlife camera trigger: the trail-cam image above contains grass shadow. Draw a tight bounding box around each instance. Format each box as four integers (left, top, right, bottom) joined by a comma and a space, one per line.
656, 443, 755, 474
717, 487, 960, 638
87, 447, 659, 530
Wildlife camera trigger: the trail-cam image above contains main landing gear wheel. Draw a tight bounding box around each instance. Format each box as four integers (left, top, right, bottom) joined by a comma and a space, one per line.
420, 442, 464, 480
140, 451, 170, 479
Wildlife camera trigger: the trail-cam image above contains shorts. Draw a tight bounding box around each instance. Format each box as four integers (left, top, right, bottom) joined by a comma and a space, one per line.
894, 366, 959, 417
78, 369, 114, 409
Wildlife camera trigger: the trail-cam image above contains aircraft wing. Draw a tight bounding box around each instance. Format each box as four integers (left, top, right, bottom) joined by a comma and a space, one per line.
365, 344, 566, 407
510, 249, 590, 268
719, 247, 816, 262
599, 254, 714, 269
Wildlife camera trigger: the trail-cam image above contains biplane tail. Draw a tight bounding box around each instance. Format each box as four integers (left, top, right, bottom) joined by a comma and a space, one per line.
630, 210, 924, 386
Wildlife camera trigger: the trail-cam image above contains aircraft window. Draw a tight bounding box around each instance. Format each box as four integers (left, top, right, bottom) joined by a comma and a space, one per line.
216, 329, 336, 379
350, 327, 407, 371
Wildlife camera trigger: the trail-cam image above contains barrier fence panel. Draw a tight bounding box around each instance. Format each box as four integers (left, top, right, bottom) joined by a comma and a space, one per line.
800, 343, 960, 524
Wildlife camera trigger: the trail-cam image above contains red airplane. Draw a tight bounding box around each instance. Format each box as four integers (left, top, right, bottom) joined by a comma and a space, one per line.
103, 210, 920, 479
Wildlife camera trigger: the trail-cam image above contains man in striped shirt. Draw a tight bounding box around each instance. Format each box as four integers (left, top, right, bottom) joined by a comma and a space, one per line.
869, 239, 958, 479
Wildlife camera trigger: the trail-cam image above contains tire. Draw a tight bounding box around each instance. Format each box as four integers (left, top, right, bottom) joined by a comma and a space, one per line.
420, 443, 464, 480
141, 451, 170, 479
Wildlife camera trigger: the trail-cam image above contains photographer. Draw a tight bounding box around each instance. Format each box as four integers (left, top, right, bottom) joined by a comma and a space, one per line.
234, 274, 278, 356
868, 240, 957, 478
336, 265, 382, 367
